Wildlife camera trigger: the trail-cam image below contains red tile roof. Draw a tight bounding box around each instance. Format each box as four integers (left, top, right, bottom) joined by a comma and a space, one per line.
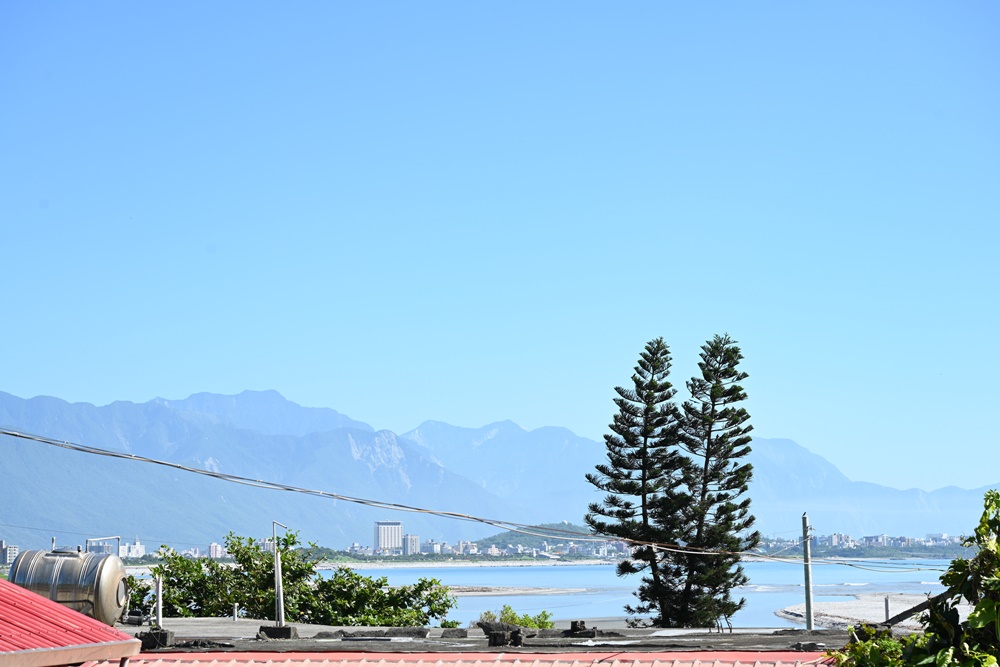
0, 576, 139, 667
82, 651, 833, 667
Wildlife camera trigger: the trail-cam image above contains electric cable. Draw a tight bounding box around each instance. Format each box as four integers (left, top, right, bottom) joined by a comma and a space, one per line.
0, 427, 949, 571
1, 427, 763, 558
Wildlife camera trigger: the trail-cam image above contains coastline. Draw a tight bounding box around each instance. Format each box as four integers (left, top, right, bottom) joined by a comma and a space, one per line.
775, 593, 970, 631
327, 558, 614, 570
449, 585, 587, 597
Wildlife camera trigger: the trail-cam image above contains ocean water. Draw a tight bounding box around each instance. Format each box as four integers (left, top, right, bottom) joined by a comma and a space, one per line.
340, 559, 950, 628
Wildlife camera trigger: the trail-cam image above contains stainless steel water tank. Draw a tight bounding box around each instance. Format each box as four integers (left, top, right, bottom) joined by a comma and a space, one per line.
9, 549, 128, 626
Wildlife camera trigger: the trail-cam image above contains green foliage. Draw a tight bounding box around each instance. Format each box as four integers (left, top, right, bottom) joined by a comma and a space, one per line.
146, 532, 455, 626
500, 604, 554, 629
439, 619, 461, 628
830, 490, 1000, 667
309, 566, 455, 626
124, 574, 151, 616
477, 605, 554, 629
830, 626, 906, 667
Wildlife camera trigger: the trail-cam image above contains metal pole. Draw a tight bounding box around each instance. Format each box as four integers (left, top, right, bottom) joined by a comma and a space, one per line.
155, 576, 163, 628
802, 513, 814, 630
86, 535, 121, 557
885, 596, 890, 623
272, 521, 288, 627
275, 550, 284, 626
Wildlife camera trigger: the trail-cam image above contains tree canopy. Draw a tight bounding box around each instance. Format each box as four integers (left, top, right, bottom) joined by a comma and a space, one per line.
134, 531, 456, 626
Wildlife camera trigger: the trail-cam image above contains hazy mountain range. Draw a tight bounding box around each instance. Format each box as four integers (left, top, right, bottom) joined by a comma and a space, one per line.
0, 390, 994, 551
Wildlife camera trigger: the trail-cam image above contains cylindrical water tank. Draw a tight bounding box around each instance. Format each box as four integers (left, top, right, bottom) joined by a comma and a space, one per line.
9, 549, 128, 626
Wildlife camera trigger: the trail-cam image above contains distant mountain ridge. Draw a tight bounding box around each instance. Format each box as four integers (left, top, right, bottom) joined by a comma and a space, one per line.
402, 420, 602, 522
745, 438, 995, 538
156, 390, 373, 436
0, 391, 511, 550
0, 390, 995, 552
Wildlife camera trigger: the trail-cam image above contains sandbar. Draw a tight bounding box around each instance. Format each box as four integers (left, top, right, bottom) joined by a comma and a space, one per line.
776, 593, 971, 631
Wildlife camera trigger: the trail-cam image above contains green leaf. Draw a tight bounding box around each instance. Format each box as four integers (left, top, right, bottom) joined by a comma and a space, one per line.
967, 601, 997, 629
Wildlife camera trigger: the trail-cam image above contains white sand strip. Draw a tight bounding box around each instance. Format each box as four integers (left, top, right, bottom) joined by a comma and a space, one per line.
776, 593, 971, 631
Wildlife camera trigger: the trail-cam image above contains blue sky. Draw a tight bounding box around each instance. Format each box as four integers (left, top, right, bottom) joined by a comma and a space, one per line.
2, 3, 997, 492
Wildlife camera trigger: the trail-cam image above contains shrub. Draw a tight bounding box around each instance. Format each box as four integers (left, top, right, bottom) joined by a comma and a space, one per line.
148, 532, 455, 626
478, 604, 554, 629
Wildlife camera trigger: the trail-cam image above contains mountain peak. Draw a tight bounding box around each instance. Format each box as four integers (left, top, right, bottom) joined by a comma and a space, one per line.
154, 391, 372, 436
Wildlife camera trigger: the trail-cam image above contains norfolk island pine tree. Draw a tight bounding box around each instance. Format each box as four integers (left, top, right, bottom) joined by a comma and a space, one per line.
584, 337, 690, 627
676, 334, 760, 629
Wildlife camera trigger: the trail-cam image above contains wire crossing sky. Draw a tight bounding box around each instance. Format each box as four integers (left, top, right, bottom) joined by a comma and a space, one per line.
0, 426, 951, 574
1, 3, 997, 491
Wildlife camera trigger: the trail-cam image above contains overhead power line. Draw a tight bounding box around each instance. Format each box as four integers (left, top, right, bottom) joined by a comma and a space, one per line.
5, 427, 701, 550
2, 427, 752, 556
0, 427, 943, 572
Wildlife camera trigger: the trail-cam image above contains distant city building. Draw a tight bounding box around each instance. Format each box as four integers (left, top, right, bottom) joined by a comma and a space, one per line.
0, 540, 18, 566
403, 534, 420, 556
87, 541, 115, 555
374, 521, 403, 553
455, 541, 478, 555
421, 539, 441, 555
863, 534, 889, 548
346, 542, 372, 556
209, 542, 227, 559
829, 533, 853, 548
119, 538, 146, 559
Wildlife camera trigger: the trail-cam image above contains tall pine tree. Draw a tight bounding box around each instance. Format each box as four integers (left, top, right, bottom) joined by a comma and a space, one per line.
675, 333, 760, 629
584, 338, 688, 627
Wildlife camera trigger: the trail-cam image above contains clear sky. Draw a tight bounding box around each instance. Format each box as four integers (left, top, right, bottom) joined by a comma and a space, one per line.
2, 3, 997, 492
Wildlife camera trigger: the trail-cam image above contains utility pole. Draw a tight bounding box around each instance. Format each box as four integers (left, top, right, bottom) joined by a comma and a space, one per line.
802, 512, 814, 630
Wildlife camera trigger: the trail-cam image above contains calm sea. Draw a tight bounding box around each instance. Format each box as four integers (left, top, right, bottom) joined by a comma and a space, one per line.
342, 559, 949, 627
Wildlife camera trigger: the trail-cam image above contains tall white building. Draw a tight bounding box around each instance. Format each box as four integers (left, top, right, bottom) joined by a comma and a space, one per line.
374, 521, 403, 552
403, 534, 420, 556
209, 542, 227, 559
119, 538, 146, 559
0, 540, 18, 566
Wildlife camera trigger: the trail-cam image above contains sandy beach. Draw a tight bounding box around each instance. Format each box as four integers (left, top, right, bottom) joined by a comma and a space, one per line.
776, 593, 970, 631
